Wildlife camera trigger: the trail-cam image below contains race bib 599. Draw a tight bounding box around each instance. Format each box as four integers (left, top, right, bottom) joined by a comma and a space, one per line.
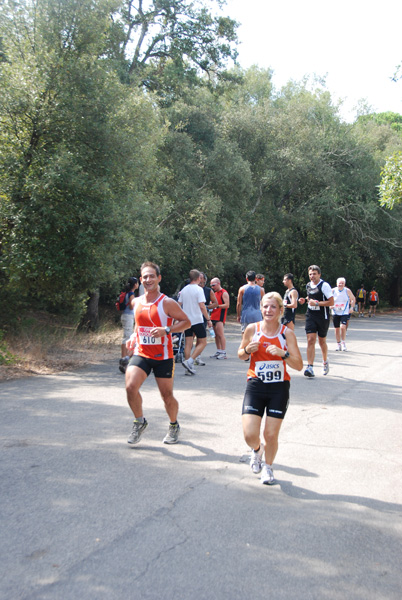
255, 360, 284, 383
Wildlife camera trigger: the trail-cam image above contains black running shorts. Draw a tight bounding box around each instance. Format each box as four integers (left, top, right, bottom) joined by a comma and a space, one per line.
281, 313, 295, 325
332, 314, 350, 328
305, 313, 330, 338
184, 322, 207, 338
242, 378, 290, 420
128, 356, 174, 378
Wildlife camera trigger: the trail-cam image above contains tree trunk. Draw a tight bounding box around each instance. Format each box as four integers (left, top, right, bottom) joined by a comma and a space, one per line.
389, 275, 400, 306
79, 290, 100, 331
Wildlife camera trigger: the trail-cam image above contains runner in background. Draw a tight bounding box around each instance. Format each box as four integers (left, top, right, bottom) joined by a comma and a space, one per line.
368, 287, 379, 317
196, 273, 218, 365
282, 273, 299, 331
332, 278, 355, 351
209, 277, 230, 360
355, 284, 366, 317
256, 274, 265, 290
237, 270, 265, 335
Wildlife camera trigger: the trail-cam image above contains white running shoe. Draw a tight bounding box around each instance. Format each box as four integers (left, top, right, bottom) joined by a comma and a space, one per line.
341, 342, 347, 352
127, 419, 148, 445
182, 359, 196, 375
216, 352, 227, 360
163, 423, 180, 444
250, 444, 264, 474
335, 343, 342, 351
210, 351, 219, 358
261, 464, 276, 485
323, 361, 330, 376
194, 357, 206, 366
304, 365, 315, 378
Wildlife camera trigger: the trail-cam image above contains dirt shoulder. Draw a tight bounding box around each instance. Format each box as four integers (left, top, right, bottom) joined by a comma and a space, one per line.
0, 311, 122, 382
1, 309, 400, 382
0, 343, 118, 381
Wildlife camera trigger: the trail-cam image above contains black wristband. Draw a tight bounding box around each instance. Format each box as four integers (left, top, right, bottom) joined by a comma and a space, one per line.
244, 346, 251, 355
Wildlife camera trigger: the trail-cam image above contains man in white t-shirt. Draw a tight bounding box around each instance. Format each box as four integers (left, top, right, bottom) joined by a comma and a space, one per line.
178, 270, 212, 375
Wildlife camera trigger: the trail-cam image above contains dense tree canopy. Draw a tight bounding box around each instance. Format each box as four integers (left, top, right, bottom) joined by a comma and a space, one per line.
379, 153, 402, 209
1, 0, 401, 327
108, 0, 238, 94
0, 0, 163, 316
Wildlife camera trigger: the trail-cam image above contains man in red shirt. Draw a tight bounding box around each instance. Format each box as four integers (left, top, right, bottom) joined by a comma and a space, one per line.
209, 277, 230, 360
125, 262, 190, 446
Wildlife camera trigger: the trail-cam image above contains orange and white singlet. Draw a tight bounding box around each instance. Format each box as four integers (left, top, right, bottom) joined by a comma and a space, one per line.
247, 322, 290, 383
134, 294, 173, 360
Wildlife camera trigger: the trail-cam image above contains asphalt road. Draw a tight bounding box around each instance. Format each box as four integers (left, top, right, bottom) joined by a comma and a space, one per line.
1, 314, 401, 600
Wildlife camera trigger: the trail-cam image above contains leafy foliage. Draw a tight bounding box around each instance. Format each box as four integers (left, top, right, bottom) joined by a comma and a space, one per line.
379, 152, 402, 209
108, 0, 238, 91
1, 0, 401, 326
0, 0, 163, 314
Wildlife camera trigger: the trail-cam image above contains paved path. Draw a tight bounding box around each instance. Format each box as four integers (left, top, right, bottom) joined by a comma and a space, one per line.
1, 314, 401, 599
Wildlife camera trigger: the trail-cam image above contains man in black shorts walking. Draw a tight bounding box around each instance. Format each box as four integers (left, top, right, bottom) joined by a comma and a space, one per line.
299, 265, 334, 378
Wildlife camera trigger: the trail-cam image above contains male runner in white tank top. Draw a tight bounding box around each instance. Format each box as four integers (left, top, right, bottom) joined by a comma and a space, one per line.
332, 277, 355, 351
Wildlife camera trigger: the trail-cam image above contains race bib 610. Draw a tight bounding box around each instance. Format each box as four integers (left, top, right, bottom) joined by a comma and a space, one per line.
138, 326, 158, 345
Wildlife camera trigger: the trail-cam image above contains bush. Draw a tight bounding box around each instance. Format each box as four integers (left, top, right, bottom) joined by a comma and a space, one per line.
0, 330, 15, 365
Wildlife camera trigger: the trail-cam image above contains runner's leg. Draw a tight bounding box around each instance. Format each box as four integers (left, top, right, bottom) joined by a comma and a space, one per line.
214, 321, 226, 351
263, 417, 283, 466
155, 377, 179, 422
306, 332, 317, 365
318, 335, 328, 362
125, 365, 147, 417
242, 414, 263, 451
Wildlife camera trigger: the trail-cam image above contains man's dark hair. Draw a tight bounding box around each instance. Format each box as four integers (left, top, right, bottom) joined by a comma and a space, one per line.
308, 264, 321, 274
246, 270, 256, 281
284, 273, 294, 283
141, 261, 160, 276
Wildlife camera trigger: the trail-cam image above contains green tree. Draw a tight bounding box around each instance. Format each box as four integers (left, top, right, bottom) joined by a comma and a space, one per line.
379, 152, 402, 209
109, 0, 238, 84
215, 73, 402, 302
357, 112, 402, 135
0, 0, 163, 324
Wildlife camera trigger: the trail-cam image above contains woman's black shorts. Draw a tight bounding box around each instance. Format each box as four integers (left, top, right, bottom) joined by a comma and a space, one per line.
242, 378, 290, 420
